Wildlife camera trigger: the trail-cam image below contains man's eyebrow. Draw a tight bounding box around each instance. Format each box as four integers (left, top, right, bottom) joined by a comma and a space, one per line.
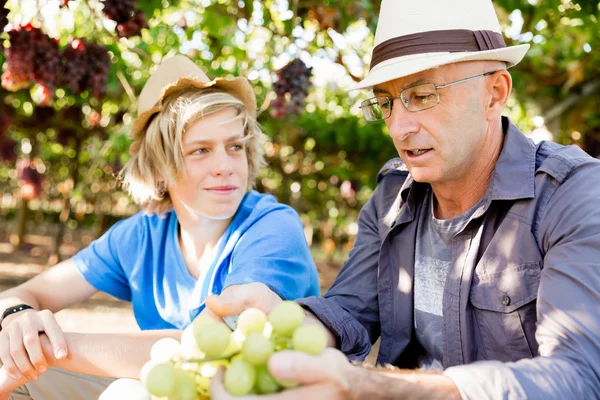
373, 88, 389, 96
404, 76, 429, 87
373, 76, 432, 96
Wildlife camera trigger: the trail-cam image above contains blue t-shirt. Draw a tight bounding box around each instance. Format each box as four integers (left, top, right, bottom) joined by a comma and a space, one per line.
72, 190, 319, 330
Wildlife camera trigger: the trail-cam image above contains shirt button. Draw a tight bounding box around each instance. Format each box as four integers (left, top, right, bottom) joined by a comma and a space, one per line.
501, 295, 511, 306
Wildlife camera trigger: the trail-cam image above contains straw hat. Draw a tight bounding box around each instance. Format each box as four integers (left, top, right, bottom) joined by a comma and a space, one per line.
132, 55, 257, 137
352, 0, 530, 90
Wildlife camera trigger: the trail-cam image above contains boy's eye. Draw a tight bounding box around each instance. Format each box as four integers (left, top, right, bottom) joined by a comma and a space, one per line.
192, 148, 208, 154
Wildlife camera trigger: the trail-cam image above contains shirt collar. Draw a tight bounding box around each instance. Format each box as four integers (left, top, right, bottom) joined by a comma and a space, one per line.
486, 117, 536, 201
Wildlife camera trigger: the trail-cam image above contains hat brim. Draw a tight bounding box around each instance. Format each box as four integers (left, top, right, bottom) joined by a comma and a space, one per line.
350, 44, 530, 91
131, 76, 257, 138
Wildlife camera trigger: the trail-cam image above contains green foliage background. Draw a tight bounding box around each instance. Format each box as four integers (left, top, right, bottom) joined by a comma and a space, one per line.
0, 0, 598, 258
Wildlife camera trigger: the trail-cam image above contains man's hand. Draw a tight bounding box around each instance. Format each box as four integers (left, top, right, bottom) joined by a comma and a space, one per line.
210, 348, 355, 399
205, 283, 283, 319
0, 309, 68, 381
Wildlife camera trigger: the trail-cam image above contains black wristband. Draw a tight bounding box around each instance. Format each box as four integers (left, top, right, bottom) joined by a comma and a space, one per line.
0, 304, 34, 331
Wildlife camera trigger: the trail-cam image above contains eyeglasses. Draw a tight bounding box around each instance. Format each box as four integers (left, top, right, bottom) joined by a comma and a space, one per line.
359, 71, 499, 121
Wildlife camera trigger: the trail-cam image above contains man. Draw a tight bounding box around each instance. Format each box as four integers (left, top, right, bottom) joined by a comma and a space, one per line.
209, 0, 600, 398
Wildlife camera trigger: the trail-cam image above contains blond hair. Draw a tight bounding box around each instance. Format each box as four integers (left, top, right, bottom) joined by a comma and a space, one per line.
120, 88, 267, 214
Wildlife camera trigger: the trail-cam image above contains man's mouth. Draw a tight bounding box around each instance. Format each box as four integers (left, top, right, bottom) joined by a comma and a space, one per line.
407, 149, 431, 156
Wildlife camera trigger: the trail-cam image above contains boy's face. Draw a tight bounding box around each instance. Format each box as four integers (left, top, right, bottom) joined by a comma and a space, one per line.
169, 107, 249, 221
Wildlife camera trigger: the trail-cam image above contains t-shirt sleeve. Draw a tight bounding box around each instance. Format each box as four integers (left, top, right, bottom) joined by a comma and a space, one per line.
72, 216, 140, 302
224, 206, 319, 300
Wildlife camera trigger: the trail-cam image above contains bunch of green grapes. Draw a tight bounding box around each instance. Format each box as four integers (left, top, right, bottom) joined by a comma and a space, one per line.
141, 301, 327, 399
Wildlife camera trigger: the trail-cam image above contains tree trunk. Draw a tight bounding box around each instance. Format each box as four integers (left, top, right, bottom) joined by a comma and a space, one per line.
15, 198, 29, 250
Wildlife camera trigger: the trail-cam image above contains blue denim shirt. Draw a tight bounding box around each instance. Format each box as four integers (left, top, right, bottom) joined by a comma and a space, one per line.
298, 118, 600, 399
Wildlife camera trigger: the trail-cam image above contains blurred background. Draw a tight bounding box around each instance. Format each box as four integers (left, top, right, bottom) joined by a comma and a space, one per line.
0, 1, 598, 327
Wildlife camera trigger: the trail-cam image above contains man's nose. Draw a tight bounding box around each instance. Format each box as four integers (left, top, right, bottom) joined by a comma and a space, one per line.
386, 101, 419, 142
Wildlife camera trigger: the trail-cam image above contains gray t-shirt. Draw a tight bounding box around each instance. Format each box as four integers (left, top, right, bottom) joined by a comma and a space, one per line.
414, 189, 484, 370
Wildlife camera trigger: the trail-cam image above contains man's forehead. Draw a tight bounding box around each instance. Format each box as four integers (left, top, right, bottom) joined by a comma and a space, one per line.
373, 66, 450, 93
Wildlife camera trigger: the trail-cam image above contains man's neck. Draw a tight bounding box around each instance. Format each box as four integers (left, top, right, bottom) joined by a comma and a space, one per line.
431, 122, 504, 220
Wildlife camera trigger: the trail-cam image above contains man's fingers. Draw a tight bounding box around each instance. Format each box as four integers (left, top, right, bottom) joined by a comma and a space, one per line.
38, 310, 68, 359
205, 288, 248, 317
206, 283, 282, 319
7, 327, 37, 381
208, 368, 230, 399
268, 349, 347, 386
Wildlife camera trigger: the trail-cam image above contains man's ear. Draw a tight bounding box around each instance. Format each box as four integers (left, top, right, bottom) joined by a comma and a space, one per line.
485, 70, 512, 121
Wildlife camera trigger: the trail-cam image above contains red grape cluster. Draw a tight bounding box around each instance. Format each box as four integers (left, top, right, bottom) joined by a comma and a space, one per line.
2, 25, 110, 101
60, 39, 110, 99
102, 0, 148, 38
0, 0, 8, 32
17, 159, 44, 200
84, 42, 111, 99
33, 31, 61, 105
60, 39, 87, 95
2, 24, 61, 105
1, 24, 38, 92
117, 10, 148, 38
271, 59, 313, 119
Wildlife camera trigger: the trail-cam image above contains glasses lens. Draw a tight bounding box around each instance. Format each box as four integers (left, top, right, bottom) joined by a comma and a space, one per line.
401, 84, 439, 112
361, 96, 392, 121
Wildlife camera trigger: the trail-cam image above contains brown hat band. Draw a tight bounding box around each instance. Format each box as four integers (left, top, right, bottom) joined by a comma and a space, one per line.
370, 29, 506, 70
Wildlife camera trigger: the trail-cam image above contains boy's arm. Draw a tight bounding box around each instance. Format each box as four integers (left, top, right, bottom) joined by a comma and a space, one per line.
46, 331, 182, 378
0, 330, 181, 397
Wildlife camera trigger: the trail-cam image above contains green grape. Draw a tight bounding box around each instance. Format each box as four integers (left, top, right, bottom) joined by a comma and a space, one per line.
274, 376, 300, 389
242, 333, 274, 366
194, 321, 232, 359
150, 337, 181, 362
255, 366, 281, 394
192, 314, 218, 331
224, 358, 257, 396
273, 336, 293, 352
237, 308, 267, 335
268, 301, 305, 336
140, 361, 177, 397
172, 369, 198, 400
292, 324, 328, 355
222, 329, 244, 357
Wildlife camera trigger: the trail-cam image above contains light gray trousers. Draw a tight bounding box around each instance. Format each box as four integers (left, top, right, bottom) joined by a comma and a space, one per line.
7, 366, 151, 400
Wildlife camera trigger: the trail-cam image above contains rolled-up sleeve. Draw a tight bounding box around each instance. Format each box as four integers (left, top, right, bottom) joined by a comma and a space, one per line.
445, 159, 600, 399
297, 187, 384, 361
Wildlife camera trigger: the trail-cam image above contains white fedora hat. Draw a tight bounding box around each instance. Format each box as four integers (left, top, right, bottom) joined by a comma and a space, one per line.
352, 0, 529, 90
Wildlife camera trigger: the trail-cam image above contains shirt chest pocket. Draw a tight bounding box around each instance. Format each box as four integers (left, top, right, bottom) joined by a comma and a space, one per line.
469, 262, 541, 362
